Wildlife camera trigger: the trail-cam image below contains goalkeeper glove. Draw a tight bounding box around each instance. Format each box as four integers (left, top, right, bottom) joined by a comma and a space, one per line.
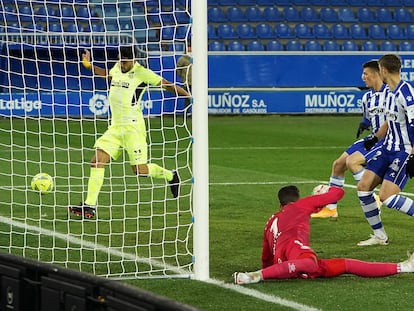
406, 155, 414, 178
356, 122, 370, 139
363, 134, 378, 151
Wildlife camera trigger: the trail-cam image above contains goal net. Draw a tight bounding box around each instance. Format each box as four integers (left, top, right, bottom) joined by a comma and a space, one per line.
0, 0, 199, 279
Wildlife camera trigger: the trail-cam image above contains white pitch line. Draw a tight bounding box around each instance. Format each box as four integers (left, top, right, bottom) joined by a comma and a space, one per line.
0, 213, 321, 311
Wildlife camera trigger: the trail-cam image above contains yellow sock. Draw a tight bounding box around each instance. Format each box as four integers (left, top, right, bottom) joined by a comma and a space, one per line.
85, 167, 105, 206
147, 163, 173, 181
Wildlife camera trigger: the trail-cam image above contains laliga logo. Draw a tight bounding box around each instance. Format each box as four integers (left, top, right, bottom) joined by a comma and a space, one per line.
89, 94, 109, 116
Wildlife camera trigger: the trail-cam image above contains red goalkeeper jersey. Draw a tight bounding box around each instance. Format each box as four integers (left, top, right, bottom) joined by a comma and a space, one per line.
261, 187, 344, 269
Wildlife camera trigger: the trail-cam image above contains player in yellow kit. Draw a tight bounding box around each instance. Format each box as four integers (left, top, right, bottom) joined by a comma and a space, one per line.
69, 46, 190, 219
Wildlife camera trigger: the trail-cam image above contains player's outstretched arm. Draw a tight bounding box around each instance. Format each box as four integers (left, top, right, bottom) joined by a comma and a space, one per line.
159, 78, 190, 97
81, 49, 109, 78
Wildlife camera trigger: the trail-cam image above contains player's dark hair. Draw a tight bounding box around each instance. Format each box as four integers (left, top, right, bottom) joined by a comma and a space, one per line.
278, 185, 300, 206
119, 46, 135, 60
379, 54, 401, 74
363, 60, 379, 71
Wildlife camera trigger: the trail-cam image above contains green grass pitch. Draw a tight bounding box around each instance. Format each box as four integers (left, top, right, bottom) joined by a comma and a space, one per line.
2, 114, 414, 310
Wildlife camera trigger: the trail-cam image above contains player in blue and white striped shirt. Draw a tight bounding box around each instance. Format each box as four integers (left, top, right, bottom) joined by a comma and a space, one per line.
357, 54, 414, 246
312, 60, 387, 219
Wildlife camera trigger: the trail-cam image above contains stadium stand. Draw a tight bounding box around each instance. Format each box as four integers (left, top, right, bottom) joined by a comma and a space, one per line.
266, 40, 284, 51
2, 1, 413, 53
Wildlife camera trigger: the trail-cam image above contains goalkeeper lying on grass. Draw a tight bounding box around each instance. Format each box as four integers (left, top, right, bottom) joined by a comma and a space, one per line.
234, 185, 414, 284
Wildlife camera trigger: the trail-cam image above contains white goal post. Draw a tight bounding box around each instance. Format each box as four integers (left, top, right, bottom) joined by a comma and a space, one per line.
0, 0, 209, 280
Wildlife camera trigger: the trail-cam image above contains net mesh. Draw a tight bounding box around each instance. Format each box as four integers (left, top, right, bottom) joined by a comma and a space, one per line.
0, 0, 193, 278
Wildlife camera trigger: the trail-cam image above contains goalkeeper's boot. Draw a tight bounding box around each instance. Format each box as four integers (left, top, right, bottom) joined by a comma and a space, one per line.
68, 203, 96, 219
357, 234, 389, 246
169, 171, 180, 198
233, 272, 261, 285
399, 252, 414, 272
311, 207, 338, 219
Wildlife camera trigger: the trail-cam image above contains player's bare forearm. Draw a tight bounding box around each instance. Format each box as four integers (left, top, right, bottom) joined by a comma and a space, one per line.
81, 49, 109, 78
161, 79, 190, 97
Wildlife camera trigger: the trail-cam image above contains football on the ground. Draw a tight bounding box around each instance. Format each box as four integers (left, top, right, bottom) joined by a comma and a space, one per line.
312, 184, 329, 195
31, 173, 54, 194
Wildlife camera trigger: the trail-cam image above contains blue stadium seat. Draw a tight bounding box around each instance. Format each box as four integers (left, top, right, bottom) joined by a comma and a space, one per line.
332, 24, 349, 39
394, 8, 412, 23
263, 7, 283, 22
256, 23, 275, 39
217, 24, 238, 39
257, 0, 275, 5
323, 40, 340, 51
320, 7, 339, 22
283, 7, 301, 22
286, 40, 303, 51
119, 17, 134, 30
228, 41, 245, 51
362, 41, 378, 51
65, 23, 83, 32
350, 24, 368, 39
399, 41, 414, 51
304, 40, 322, 51
357, 8, 376, 22
295, 23, 313, 39
366, 0, 383, 5
331, 0, 349, 5
338, 8, 357, 22
237, 23, 255, 39
342, 40, 358, 51
376, 8, 393, 23
380, 41, 397, 51
368, 24, 386, 39
349, 0, 367, 5
266, 40, 283, 51
118, 3, 133, 17
274, 0, 292, 4
293, 0, 310, 4
403, 0, 414, 5
176, 10, 190, 24
311, 0, 330, 4
104, 18, 119, 31
48, 23, 63, 32
238, 0, 257, 4
208, 24, 219, 39
208, 0, 219, 4
300, 7, 319, 22
35, 6, 54, 22
85, 23, 104, 32
61, 5, 75, 22
227, 7, 246, 22
27, 23, 44, 32
208, 41, 226, 51
383, 0, 400, 5
245, 7, 262, 22
160, 26, 175, 40
406, 25, 414, 40
275, 23, 294, 38
19, 5, 33, 22
76, 7, 90, 19
208, 7, 227, 22
387, 24, 405, 40
246, 40, 265, 51
219, 0, 237, 4
313, 24, 330, 39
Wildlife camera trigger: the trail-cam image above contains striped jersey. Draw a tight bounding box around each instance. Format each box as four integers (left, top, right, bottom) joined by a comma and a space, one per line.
383, 80, 414, 152
108, 62, 162, 126
360, 84, 387, 134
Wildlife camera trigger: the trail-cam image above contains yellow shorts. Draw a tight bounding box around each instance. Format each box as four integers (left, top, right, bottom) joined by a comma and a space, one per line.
94, 124, 147, 165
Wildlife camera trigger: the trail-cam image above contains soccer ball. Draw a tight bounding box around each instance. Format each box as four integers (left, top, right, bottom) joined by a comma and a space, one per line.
312, 184, 329, 195
31, 173, 54, 194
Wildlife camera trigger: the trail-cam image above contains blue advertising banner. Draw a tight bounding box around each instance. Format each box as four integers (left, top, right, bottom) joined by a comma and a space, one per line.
208, 88, 365, 114
0, 91, 181, 117
0, 88, 366, 117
